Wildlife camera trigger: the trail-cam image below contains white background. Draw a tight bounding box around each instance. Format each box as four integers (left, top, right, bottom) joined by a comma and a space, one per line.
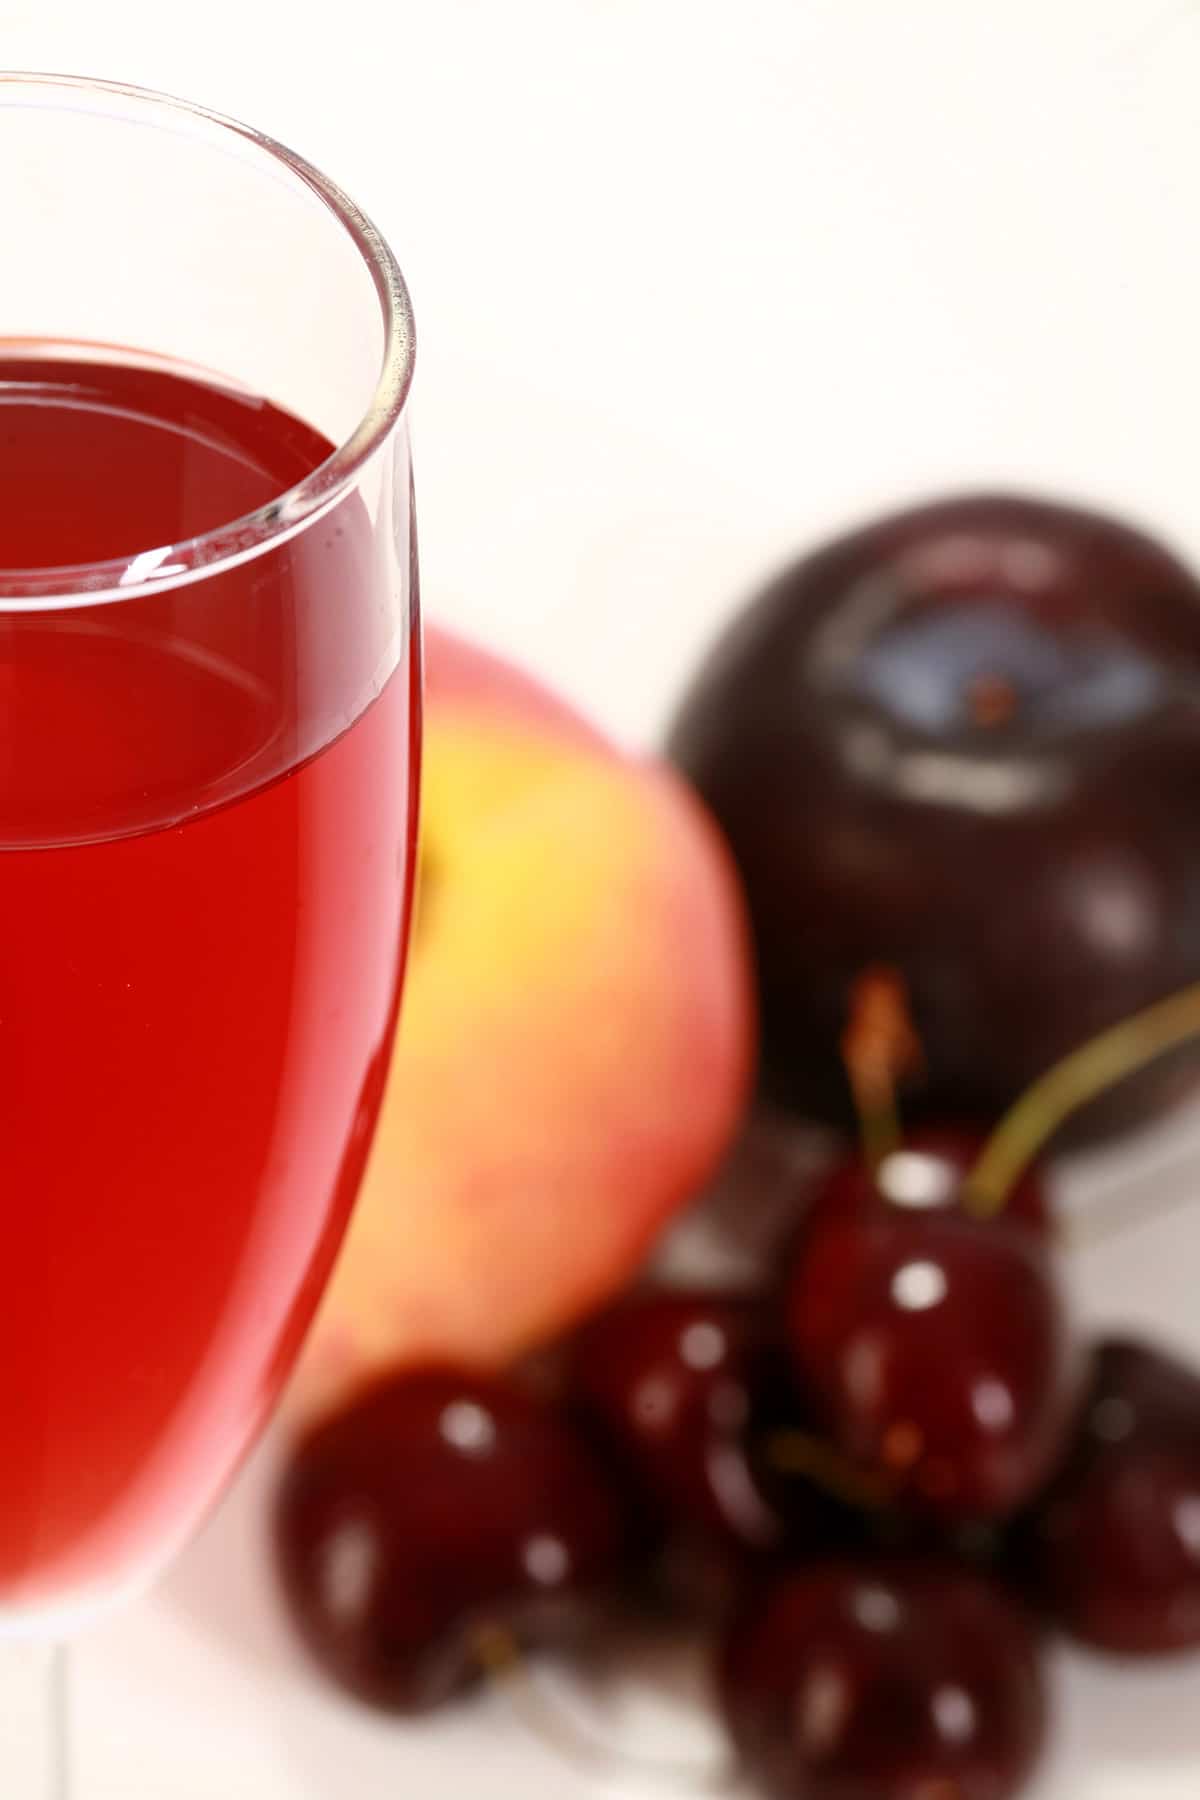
6, 1, 1200, 1793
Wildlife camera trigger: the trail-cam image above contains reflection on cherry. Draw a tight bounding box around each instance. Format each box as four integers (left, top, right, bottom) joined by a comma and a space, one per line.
809, 1125, 1050, 1239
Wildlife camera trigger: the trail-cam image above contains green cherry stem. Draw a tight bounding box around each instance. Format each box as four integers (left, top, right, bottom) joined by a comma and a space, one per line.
965, 979, 1200, 1219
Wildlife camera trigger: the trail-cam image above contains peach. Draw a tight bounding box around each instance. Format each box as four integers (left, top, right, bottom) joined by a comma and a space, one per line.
289, 624, 753, 1428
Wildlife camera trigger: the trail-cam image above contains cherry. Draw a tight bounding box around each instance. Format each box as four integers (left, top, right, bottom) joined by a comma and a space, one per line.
572, 1291, 794, 1552
786, 1206, 1077, 1520
810, 1125, 1050, 1240
1071, 1337, 1200, 1437
670, 492, 1200, 1140
1021, 1337, 1200, 1653
274, 1368, 632, 1712
570, 1291, 859, 1619
720, 1560, 1047, 1800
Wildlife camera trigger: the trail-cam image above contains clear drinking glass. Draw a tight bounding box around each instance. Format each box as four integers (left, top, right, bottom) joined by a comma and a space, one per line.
0, 73, 419, 1792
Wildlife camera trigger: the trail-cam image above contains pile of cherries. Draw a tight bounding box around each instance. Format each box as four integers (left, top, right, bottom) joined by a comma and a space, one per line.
277, 1117, 1200, 1797
275, 495, 1200, 1797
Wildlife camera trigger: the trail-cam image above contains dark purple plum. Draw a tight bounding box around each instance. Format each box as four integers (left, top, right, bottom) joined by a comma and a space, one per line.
670, 493, 1200, 1139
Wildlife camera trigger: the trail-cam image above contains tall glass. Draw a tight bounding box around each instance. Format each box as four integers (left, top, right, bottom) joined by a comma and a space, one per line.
0, 73, 419, 1791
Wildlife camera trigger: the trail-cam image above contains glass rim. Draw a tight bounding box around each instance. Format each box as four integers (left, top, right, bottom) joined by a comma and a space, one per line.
0, 71, 416, 610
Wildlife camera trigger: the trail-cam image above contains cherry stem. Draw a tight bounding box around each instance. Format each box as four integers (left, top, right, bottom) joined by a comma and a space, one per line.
849, 1074, 902, 1176
965, 979, 1200, 1218
474, 1624, 737, 1794
841, 967, 924, 1174
764, 1428, 894, 1511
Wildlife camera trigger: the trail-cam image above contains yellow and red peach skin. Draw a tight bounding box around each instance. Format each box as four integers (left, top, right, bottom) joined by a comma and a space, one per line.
289, 625, 754, 1430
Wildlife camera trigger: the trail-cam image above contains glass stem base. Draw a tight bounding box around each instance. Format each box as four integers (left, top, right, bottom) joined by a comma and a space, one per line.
0, 1640, 69, 1799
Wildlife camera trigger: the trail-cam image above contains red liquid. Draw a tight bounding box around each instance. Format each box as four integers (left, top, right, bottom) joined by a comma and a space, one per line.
0, 352, 417, 1611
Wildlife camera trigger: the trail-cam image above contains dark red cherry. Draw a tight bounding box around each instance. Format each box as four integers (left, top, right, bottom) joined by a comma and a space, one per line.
1071, 1338, 1200, 1439
570, 1291, 860, 1620
670, 492, 1200, 1139
1022, 1337, 1200, 1653
786, 1208, 1077, 1520
572, 1291, 793, 1552
720, 1560, 1048, 1800
274, 1368, 632, 1712
810, 1125, 1050, 1240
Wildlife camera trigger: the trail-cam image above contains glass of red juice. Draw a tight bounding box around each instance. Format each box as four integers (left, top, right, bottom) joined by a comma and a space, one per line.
0, 73, 419, 1785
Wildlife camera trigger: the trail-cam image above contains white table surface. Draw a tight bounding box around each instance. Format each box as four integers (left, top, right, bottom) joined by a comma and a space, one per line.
7, 0, 1200, 1791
